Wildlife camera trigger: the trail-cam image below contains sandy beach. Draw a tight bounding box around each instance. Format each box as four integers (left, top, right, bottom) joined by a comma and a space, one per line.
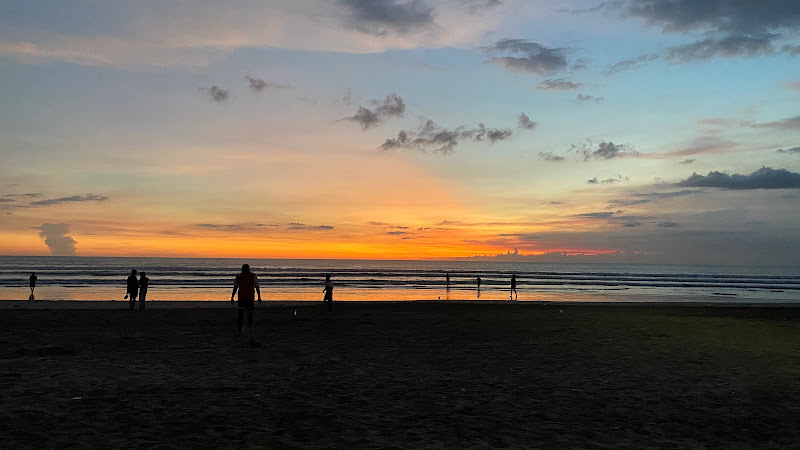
2, 301, 800, 448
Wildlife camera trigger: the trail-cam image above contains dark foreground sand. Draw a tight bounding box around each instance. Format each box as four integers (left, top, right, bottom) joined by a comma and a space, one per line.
2, 302, 800, 448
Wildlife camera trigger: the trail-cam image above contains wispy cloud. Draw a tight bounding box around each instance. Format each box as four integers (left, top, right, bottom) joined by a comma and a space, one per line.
777, 147, 800, 154
200, 85, 229, 102
666, 35, 775, 63
345, 92, 406, 129
587, 175, 629, 185
677, 167, 800, 189
538, 152, 565, 162
484, 39, 569, 76
787, 80, 800, 90
245, 76, 294, 92
517, 113, 537, 130
289, 222, 334, 231
679, 158, 696, 165
604, 54, 659, 74
750, 115, 800, 130
537, 78, 582, 91
572, 141, 638, 160
576, 93, 605, 102
380, 118, 513, 154
31, 194, 108, 207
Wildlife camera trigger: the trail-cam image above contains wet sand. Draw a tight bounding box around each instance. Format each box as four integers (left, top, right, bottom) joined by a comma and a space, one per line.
1, 301, 800, 447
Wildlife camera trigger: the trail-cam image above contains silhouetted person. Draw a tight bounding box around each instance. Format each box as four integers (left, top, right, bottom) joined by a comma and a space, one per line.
446, 272, 450, 289
231, 264, 261, 336
476, 276, 482, 289
138, 272, 149, 310
323, 275, 334, 312
511, 274, 517, 300
124, 269, 138, 310
29, 272, 37, 300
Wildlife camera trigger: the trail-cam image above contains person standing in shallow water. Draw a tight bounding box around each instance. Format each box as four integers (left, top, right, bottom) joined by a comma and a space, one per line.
29, 272, 37, 300
231, 264, 261, 336
323, 275, 334, 312
138, 272, 149, 310
511, 274, 517, 300
125, 270, 138, 310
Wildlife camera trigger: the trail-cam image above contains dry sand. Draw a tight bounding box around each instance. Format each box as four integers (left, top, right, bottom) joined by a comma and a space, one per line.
1, 301, 800, 448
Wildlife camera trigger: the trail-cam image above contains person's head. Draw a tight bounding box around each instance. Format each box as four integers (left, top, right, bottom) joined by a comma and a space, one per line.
31, 272, 35, 276
241, 264, 250, 273
325, 274, 330, 281
140, 272, 146, 278
131, 269, 137, 276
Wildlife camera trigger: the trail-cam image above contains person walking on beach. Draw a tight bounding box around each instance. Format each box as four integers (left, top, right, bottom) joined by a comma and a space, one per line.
446, 272, 450, 289
124, 270, 139, 310
476, 276, 482, 298
231, 264, 261, 336
29, 272, 37, 300
510, 274, 517, 300
323, 274, 334, 312
138, 272, 149, 310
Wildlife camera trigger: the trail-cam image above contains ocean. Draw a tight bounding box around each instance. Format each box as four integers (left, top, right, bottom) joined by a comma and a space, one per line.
0, 256, 798, 303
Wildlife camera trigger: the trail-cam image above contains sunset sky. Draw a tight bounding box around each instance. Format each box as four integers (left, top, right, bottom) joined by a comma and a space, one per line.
1, 0, 799, 264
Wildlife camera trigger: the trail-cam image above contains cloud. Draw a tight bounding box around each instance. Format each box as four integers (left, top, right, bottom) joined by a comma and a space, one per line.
287, 222, 333, 231
785, 44, 800, 55
380, 118, 513, 154
679, 158, 696, 165
576, 212, 616, 219
484, 39, 569, 75
588, 175, 628, 185
538, 152, 565, 162
38, 223, 77, 256
677, 167, 800, 189
338, 0, 435, 36
386, 231, 406, 235
777, 147, 800, 154
576, 93, 605, 102
666, 35, 775, 63
605, 54, 659, 74
245, 76, 293, 92
30, 194, 108, 207
787, 80, 800, 90
517, 113, 538, 130
632, 189, 704, 199
750, 115, 800, 130
657, 221, 680, 228
0, 198, 15, 203
345, 92, 406, 129
572, 141, 637, 160
622, 0, 800, 36
624, 221, 642, 227
620, 0, 800, 62
537, 78, 582, 91
200, 85, 229, 102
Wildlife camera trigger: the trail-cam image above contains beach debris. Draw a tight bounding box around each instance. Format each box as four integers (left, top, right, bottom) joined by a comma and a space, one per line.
294, 309, 297, 316
71, 396, 83, 400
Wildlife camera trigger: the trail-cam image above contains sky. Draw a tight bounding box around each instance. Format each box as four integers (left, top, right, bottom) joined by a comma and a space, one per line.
0, 0, 799, 264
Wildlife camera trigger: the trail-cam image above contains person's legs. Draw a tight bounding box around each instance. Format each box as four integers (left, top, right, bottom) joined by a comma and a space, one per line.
247, 310, 254, 330
237, 309, 245, 334
129, 295, 136, 310
139, 291, 146, 310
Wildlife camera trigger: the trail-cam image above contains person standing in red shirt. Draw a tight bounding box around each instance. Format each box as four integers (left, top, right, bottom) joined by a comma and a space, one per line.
231, 264, 261, 336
